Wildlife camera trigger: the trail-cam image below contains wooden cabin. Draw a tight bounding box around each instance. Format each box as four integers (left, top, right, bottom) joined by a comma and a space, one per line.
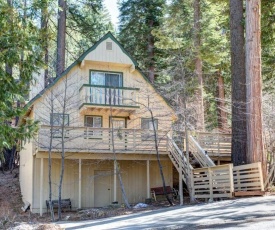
19, 32, 177, 214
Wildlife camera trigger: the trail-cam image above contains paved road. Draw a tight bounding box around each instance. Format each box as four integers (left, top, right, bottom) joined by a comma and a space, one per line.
58, 196, 275, 229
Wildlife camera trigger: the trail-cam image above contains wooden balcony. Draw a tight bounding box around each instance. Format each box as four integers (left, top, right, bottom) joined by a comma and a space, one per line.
192, 132, 232, 161
36, 126, 169, 154
79, 84, 139, 113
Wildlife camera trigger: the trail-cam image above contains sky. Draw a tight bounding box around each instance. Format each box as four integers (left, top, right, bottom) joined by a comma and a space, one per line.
103, 0, 119, 28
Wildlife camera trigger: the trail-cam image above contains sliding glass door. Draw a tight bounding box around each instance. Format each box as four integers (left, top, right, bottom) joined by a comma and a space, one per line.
90, 71, 123, 105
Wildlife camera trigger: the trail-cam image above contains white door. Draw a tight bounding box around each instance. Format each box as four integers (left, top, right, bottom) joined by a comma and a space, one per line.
94, 170, 112, 207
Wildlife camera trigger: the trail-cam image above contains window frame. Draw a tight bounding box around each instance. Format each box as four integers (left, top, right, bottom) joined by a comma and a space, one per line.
141, 118, 158, 141
50, 113, 69, 138
50, 113, 70, 126
89, 70, 123, 88
84, 115, 103, 139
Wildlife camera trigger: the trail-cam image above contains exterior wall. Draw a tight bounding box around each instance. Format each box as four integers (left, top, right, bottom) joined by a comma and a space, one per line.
19, 140, 34, 208
84, 37, 134, 66
33, 44, 174, 132
32, 156, 173, 213
32, 158, 79, 213
33, 65, 82, 127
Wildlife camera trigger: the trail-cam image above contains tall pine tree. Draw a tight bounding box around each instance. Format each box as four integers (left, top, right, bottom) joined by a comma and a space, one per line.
118, 0, 165, 83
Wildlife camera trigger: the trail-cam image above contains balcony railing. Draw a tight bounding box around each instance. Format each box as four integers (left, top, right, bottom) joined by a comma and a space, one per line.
36, 126, 168, 153
79, 84, 139, 109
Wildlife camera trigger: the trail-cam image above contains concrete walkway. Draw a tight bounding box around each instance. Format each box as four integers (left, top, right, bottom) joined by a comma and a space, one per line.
58, 196, 275, 229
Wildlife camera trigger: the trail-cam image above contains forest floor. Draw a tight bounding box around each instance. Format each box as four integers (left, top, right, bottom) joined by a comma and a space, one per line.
0, 168, 184, 229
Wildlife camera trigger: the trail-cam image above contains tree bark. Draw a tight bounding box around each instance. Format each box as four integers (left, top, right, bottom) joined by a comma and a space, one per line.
230, 0, 247, 166
148, 20, 155, 83
41, 1, 49, 87
193, 0, 205, 131
216, 71, 227, 132
245, 0, 266, 179
56, 0, 66, 78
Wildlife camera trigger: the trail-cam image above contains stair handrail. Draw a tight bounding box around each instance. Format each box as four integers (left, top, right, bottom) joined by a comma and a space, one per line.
167, 136, 193, 183
170, 137, 193, 170
188, 135, 215, 167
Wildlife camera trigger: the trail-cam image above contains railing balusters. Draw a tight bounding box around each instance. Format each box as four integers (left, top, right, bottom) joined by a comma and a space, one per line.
80, 85, 139, 107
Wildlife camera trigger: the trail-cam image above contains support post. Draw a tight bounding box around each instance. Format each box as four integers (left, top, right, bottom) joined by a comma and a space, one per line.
147, 160, 150, 198
79, 159, 82, 209
208, 168, 213, 201
114, 161, 117, 202
179, 170, 183, 205
228, 164, 234, 197
40, 158, 44, 216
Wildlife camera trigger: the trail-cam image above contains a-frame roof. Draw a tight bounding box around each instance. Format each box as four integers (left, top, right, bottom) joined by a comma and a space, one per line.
26, 32, 174, 113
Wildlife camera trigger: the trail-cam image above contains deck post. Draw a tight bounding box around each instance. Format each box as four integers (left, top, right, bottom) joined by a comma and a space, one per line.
40, 158, 44, 216
228, 164, 234, 197
208, 168, 213, 201
258, 162, 264, 191
79, 159, 82, 209
147, 160, 150, 198
114, 161, 117, 201
179, 170, 183, 205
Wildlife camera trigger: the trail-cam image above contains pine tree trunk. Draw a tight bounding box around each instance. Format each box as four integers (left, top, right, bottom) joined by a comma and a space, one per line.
230, 0, 247, 166
193, 0, 204, 131
216, 71, 227, 131
56, 0, 66, 78
148, 20, 155, 83
245, 0, 266, 179
41, 1, 49, 86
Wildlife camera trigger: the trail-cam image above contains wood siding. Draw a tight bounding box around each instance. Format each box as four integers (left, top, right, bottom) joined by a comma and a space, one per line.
31, 158, 172, 213
19, 140, 34, 209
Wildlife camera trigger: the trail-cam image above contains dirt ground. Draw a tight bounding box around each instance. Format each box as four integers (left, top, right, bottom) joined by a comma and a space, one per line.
0, 168, 182, 229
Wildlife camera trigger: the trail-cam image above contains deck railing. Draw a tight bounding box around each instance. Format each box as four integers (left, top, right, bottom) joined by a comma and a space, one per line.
79, 84, 139, 108
36, 126, 168, 153
192, 132, 232, 158
192, 164, 234, 200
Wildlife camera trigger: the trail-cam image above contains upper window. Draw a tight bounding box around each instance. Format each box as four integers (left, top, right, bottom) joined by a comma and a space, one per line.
106, 42, 112, 51
141, 118, 158, 130
90, 71, 122, 88
50, 113, 69, 126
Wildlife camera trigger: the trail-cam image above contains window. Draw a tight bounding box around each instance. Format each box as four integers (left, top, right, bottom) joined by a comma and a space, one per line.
90, 71, 122, 87
141, 118, 158, 130
84, 116, 102, 138
90, 71, 123, 105
50, 113, 69, 138
141, 118, 158, 140
106, 42, 112, 51
50, 113, 69, 126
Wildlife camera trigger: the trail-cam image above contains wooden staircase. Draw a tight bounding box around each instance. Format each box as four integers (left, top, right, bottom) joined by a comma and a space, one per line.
167, 136, 193, 184
188, 135, 215, 167
167, 133, 266, 200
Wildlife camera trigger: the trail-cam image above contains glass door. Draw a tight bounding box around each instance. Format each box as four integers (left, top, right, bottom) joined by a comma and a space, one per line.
90, 72, 105, 104
105, 74, 122, 105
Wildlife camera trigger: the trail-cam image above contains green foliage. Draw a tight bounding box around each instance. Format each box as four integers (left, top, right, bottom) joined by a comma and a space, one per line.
0, 2, 42, 155
118, 0, 166, 79
67, 1, 114, 56
262, 0, 275, 92
153, 0, 231, 130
